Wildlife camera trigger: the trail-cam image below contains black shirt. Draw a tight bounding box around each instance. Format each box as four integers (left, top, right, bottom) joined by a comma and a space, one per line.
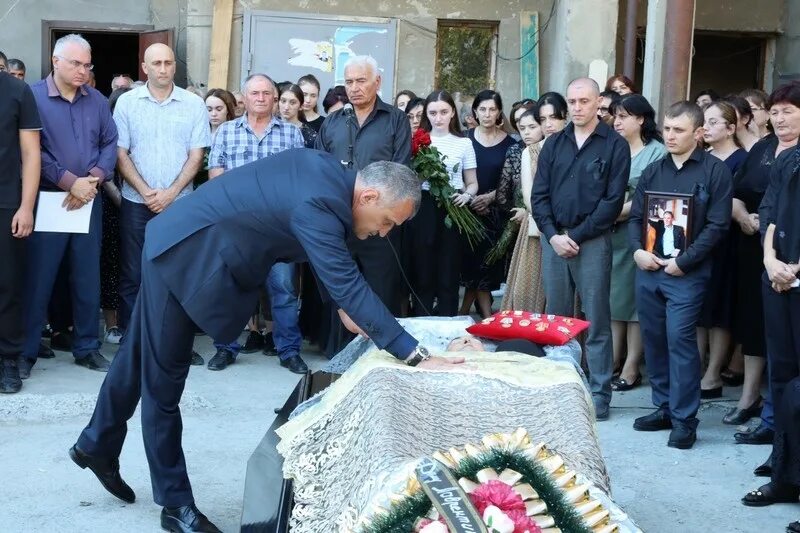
629, 147, 733, 273
759, 144, 800, 263
531, 120, 630, 244
734, 134, 779, 213
314, 97, 411, 170
306, 115, 325, 133
0, 73, 42, 209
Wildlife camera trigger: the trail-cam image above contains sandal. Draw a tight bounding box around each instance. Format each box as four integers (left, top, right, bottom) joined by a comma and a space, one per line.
742, 482, 800, 507
612, 375, 642, 391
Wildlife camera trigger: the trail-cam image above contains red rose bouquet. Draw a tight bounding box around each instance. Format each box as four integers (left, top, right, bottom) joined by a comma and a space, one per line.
411, 128, 485, 249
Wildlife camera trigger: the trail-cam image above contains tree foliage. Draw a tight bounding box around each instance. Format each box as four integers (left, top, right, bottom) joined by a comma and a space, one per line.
437, 25, 494, 95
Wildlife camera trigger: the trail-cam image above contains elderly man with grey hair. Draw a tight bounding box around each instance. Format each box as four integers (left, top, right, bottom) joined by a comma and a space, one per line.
205, 73, 308, 373
112, 42, 210, 358
315, 55, 413, 356
20, 34, 118, 377
70, 149, 463, 532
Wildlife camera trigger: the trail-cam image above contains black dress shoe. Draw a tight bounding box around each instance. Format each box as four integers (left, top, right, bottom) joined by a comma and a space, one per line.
240, 330, 264, 354
788, 520, 800, 533
50, 330, 73, 351
18, 357, 35, 380
75, 352, 111, 372
190, 351, 204, 366
161, 504, 221, 533
754, 452, 773, 477
700, 386, 723, 399
38, 342, 56, 359
0, 357, 22, 394
280, 354, 308, 374
735, 423, 775, 445
69, 444, 135, 503
667, 423, 697, 449
207, 348, 235, 371
723, 397, 763, 425
262, 331, 276, 356
633, 409, 673, 431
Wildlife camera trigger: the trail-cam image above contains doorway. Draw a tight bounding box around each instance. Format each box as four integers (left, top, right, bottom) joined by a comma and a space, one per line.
42, 21, 174, 96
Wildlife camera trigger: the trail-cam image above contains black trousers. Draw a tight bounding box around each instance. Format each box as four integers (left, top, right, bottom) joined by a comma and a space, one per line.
0, 208, 25, 358
409, 191, 461, 316
762, 280, 800, 486
78, 258, 196, 507
118, 199, 157, 332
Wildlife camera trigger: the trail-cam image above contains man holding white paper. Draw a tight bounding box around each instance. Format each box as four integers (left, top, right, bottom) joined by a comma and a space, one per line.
18, 34, 118, 379
0, 57, 41, 394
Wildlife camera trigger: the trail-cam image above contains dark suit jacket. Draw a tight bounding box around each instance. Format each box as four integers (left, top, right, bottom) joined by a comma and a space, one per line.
143, 148, 417, 358
649, 219, 686, 258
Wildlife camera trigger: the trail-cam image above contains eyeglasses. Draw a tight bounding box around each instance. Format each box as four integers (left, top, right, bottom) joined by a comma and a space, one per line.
56, 56, 94, 71
704, 119, 728, 127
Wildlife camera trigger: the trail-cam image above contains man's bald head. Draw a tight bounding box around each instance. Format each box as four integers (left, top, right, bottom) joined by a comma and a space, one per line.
567, 77, 600, 96
141, 43, 176, 90
565, 77, 602, 128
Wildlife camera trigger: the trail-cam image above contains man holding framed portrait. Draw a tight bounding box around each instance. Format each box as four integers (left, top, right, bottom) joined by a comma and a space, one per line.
628, 101, 732, 450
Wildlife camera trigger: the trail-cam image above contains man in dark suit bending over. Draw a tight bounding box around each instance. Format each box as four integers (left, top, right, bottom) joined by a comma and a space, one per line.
69, 149, 463, 533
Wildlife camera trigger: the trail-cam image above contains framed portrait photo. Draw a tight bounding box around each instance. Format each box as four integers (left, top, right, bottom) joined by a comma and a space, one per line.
643, 191, 694, 259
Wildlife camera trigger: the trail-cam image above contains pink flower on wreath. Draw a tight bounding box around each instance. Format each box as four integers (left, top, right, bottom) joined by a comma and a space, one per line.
502, 509, 542, 533
469, 480, 527, 516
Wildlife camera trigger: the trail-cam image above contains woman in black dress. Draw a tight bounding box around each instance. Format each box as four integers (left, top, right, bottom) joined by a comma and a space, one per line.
740, 85, 800, 531
459, 90, 515, 318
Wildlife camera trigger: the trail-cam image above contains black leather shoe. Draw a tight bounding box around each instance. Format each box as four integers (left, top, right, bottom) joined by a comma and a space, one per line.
240, 330, 264, 354
280, 354, 308, 374
190, 351, 204, 366
595, 403, 610, 421
700, 386, 723, 399
262, 331, 276, 356
207, 348, 235, 371
667, 423, 697, 449
38, 342, 56, 359
0, 357, 22, 394
18, 357, 35, 380
723, 397, 763, 425
69, 444, 135, 503
50, 330, 73, 351
742, 481, 800, 507
161, 504, 221, 533
633, 409, 673, 431
75, 352, 111, 372
735, 423, 775, 445
754, 452, 773, 477
788, 520, 800, 533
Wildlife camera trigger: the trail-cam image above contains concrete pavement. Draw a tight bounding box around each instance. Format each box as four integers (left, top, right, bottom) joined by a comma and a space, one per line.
0, 335, 795, 532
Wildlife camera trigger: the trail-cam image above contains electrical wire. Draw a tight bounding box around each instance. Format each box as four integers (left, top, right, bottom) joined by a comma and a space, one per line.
496, 0, 559, 62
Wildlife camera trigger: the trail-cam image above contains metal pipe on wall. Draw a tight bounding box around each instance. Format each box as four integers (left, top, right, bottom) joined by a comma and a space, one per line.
623, 0, 639, 81
661, 0, 696, 106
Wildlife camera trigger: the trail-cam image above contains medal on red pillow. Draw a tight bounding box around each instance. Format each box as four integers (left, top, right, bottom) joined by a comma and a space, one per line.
466, 310, 590, 346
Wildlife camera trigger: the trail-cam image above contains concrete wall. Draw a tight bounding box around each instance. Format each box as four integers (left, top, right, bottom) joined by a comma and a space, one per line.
0, 0, 152, 80
186, 0, 570, 103
151, 0, 190, 85
774, 0, 800, 88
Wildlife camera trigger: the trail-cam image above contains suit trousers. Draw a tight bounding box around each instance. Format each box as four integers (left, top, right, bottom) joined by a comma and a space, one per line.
118, 199, 157, 333
0, 209, 25, 358
541, 232, 614, 407
636, 262, 711, 423
409, 192, 461, 317
77, 257, 196, 507
22, 197, 102, 360
762, 281, 800, 462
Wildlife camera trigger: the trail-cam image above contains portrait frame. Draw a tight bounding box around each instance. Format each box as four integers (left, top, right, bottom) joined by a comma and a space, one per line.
642, 191, 694, 259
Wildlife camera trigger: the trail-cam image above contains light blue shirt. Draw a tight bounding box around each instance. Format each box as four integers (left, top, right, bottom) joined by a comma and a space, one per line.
114, 83, 211, 203
663, 225, 676, 256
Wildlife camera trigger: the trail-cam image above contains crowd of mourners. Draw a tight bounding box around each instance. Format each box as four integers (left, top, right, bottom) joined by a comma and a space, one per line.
2, 32, 800, 529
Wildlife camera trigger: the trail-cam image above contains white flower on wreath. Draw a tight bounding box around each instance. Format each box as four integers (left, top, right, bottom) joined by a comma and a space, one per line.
420, 521, 448, 533
483, 505, 515, 533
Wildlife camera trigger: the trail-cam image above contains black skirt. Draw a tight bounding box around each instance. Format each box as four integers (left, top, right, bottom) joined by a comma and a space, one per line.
460, 206, 506, 291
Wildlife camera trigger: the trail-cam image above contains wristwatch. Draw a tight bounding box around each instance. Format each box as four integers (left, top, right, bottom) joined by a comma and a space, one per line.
404, 345, 431, 366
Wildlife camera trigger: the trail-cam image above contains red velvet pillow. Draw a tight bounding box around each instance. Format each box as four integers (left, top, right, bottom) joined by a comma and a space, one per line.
466, 310, 590, 346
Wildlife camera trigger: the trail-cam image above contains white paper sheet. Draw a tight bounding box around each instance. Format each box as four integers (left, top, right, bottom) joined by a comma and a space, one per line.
33, 191, 93, 234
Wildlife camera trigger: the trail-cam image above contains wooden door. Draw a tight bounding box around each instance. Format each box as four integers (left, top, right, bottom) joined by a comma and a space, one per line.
138, 29, 175, 80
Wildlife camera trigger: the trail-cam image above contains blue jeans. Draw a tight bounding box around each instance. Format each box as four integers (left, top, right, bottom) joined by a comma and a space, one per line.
215, 263, 301, 360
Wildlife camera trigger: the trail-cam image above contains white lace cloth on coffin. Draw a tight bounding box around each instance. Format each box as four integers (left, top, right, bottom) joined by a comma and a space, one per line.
289, 316, 585, 419
276, 351, 608, 533
362, 459, 643, 533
